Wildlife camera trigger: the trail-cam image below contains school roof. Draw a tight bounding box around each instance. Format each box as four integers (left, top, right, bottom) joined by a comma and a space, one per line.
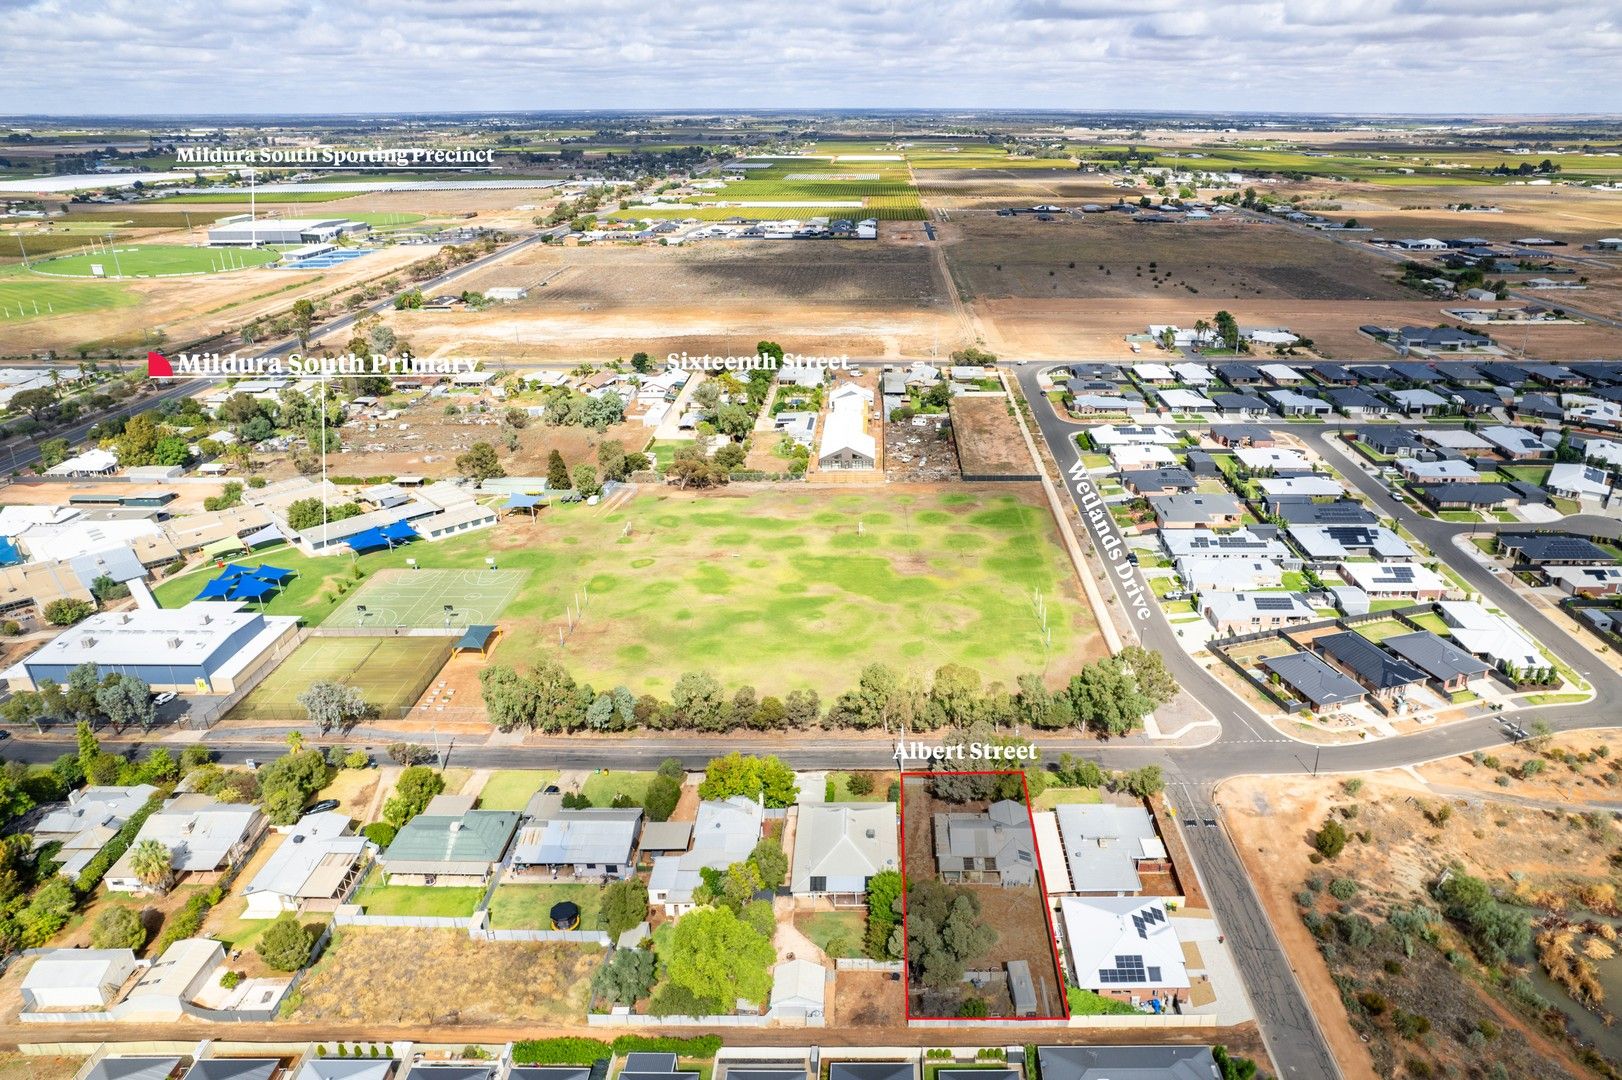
22, 602, 288, 669
790, 803, 898, 890
1382, 631, 1491, 683
1053, 804, 1165, 894
1059, 896, 1189, 990
1037, 1045, 1216, 1080
1260, 651, 1366, 707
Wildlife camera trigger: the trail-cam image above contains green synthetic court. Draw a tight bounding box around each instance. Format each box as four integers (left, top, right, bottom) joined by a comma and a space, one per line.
323, 568, 528, 629
230, 636, 452, 721
24, 244, 280, 278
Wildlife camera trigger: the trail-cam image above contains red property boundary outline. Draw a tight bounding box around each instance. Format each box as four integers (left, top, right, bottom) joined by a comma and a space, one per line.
897, 769, 1071, 1022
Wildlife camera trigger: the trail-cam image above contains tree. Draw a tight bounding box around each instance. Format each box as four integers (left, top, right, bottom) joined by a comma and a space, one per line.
96, 675, 156, 731
290, 299, 317, 349
547, 449, 570, 490
630, 351, 652, 374
258, 749, 333, 826
866, 869, 904, 960
749, 837, 787, 888
643, 774, 681, 822
43, 598, 93, 626
383, 765, 445, 827
663, 906, 775, 1009
597, 441, 629, 482
601, 878, 650, 939
130, 838, 174, 892
298, 681, 368, 733
905, 879, 997, 988
91, 905, 147, 950
456, 441, 505, 482
573, 463, 601, 497
1313, 818, 1348, 859
76, 718, 99, 775
671, 671, 725, 730
1213, 309, 1240, 351
256, 913, 315, 971
592, 946, 657, 1005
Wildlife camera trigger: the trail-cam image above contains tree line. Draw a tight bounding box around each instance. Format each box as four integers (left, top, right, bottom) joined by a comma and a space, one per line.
477, 649, 1174, 737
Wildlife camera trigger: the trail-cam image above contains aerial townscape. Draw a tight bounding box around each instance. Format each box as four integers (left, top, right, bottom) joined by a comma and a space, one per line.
2, 7, 1622, 1080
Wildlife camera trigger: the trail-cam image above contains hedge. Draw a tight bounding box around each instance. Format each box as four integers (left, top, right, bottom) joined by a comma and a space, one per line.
609, 1036, 722, 1058
73, 787, 170, 894
511, 1040, 612, 1066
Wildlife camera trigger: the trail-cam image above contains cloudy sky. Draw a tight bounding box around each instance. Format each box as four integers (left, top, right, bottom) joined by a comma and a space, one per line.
1, 0, 1618, 116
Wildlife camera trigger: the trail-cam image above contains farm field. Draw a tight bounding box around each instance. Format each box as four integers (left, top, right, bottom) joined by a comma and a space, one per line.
229, 636, 452, 722
612, 152, 925, 221
152, 190, 367, 203
387, 237, 962, 362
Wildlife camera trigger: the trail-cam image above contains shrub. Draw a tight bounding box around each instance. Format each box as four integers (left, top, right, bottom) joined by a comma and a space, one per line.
1356, 990, 1388, 1015
362, 822, 397, 849
1393, 1010, 1432, 1039
1313, 818, 1348, 859
90, 905, 147, 950
255, 913, 315, 971
846, 772, 876, 796
1328, 878, 1359, 901
511, 1040, 613, 1066
220, 970, 244, 990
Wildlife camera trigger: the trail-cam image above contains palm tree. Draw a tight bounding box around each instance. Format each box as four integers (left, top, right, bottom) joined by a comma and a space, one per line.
129, 839, 173, 893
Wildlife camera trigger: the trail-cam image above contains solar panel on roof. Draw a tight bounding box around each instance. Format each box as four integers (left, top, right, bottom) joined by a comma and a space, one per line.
1254, 596, 1296, 611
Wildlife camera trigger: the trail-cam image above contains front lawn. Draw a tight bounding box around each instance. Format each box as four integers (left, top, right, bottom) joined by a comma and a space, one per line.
487, 883, 604, 931
796, 910, 866, 959
1034, 786, 1103, 810
579, 771, 654, 807
478, 770, 560, 811
827, 771, 893, 802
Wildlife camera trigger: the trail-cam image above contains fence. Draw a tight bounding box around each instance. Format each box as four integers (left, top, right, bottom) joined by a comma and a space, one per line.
585, 1013, 772, 1028
186, 626, 311, 729
834, 958, 902, 972
485, 928, 611, 944
332, 911, 480, 931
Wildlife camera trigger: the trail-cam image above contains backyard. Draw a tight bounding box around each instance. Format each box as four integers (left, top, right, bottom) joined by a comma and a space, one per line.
487, 883, 604, 931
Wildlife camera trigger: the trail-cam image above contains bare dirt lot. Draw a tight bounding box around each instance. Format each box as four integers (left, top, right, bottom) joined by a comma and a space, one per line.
947, 394, 1035, 479
290, 927, 598, 1025
939, 214, 1410, 304
1219, 771, 1620, 1080
386, 240, 963, 362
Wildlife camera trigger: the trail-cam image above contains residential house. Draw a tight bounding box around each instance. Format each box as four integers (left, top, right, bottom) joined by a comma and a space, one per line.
1545, 463, 1612, 501
1087, 425, 1179, 447
1496, 533, 1615, 566
31, 784, 157, 880
1119, 468, 1195, 496
1394, 326, 1490, 352
818, 383, 876, 471
1409, 482, 1522, 512
649, 796, 764, 915
1234, 447, 1312, 474
1547, 565, 1622, 597
1215, 363, 1263, 386
106, 794, 265, 893
1201, 591, 1317, 635
1516, 393, 1565, 423
1266, 389, 1331, 417
790, 802, 898, 900
378, 806, 519, 886
1209, 424, 1274, 448
1037, 1046, 1218, 1080
1260, 363, 1307, 386
1273, 500, 1377, 526
1049, 803, 1169, 896
1162, 527, 1288, 562
1177, 558, 1285, 593
1148, 493, 1244, 530
1438, 601, 1548, 677
1069, 394, 1144, 417
933, 800, 1037, 886
1170, 362, 1215, 386
1479, 426, 1551, 459
1416, 428, 1492, 453
1057, 896, 1189, 1001
1325, 387, 1389, 418
1286, 524, 1413, 563
241, 810, 369, 918
1259, 651, 1366, 711
1210, 393, 1271, 421
1396, 458, 1482, 484
1154, 388, 1216, 412
511, 793, 642, 880
1109, 444, 1177, 471
1256, 476, 1345, 502
1355, 427, 1423, 458
1336, 561, 1448, 600
1130, 362, 1177, 385
1382, 631, 1491, 693
1387, 388, 1450, 416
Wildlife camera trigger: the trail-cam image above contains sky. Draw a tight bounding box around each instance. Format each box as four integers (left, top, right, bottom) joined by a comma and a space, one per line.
1, 0, 1619, 116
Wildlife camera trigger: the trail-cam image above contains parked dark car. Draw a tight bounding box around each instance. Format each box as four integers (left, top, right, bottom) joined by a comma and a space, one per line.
303, 799, 340, 816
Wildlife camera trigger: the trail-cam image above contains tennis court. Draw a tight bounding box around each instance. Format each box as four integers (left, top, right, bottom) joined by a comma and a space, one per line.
229, 637, 452, 722
324, 568, 527, 629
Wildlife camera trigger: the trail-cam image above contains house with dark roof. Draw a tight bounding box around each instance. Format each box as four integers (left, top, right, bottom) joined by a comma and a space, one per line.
1037, 1046, 1217, 1080
1354, 427, 1423, 458
1382, 631, 1490, 693
1496, 533, 1616, 567
1274, 499, 1377, 526
1325, 387, 1389, 418
1210, 393, 1270, 421
379, 808, 520, 886
1260, 651, 1366, 711
1313, 631, 1428, 706
1120, 468, 1196, 496
1209, 423, 1273, 447
1148, 493, 1244, 531
1516, 394, 1564, 423
1409, 482, 1520, 511
1449, 387, 1506, 414
828, 1065, 915, 1080
1479, 362, 1531, 387
1394, 326, 1491, 352
1311, 363, 1358, 386
1215, 363, 1263, 386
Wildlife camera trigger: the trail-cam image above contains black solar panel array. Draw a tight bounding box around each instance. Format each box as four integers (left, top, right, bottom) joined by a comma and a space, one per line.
1253, 596, 1298, 612
1098, 954, 1147, 984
